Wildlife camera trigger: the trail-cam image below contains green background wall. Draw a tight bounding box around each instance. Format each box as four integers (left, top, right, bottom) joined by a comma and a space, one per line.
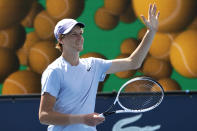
0, 0, 197, 94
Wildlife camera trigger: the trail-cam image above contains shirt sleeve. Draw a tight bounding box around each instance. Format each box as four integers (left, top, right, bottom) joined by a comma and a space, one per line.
94, 58, 112, 82
41, 68, 61, 98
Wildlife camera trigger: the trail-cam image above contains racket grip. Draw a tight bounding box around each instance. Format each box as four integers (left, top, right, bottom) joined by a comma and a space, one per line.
98, 111, 116, 117
98, 113, 105, 118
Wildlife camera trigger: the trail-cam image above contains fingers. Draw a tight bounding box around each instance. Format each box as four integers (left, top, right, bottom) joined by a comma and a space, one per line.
141, 15, 148, 26
84, 113, 105, 126
93, 113, 105, 125
148, 4, 152, 18
149, 3, 158, 17
156, 11, 160, 20
152, 4, 157, 16
93, 114, 105, 122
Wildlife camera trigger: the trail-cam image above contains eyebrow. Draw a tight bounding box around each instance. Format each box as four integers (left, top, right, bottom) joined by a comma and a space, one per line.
70, 29, 83, 34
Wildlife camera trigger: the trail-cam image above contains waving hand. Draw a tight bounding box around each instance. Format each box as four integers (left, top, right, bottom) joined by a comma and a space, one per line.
141, 4, 160, 32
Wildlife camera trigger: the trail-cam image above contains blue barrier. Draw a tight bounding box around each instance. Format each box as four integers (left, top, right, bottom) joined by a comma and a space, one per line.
0, 92, 196, 131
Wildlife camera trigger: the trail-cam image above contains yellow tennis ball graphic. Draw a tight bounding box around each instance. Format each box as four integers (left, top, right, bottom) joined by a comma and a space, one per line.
120, 38, 138, 54
157, 78, 181, 91
23, 32, 41, 51
16, 32, 41, 65
132, 0, 197, 32
149, 33, 176, 61
16, 48, 28, 66
0, 0, 33, 29
0, 24, 26, 50
94, 7, 119, 30
28, 41, 61, 74
170, 30, 197, 78
34, 10, 57, 40
142, 56, 172, 79
0, 47, 19, 83
120, 5, 136, 24
137, 28, 147, 41
104, 0, 129, 15
187, 17, 197, 30
2, 70, 41, 95
46, 0, 84, 20
21, 1, 44, 28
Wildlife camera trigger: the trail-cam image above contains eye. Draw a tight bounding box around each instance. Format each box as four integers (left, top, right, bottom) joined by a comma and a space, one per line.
71, 33, 83, 36
71, 33, 78, 36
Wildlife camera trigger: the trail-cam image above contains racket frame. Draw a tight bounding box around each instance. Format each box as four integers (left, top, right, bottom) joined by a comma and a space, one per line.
100, 76, 164, 117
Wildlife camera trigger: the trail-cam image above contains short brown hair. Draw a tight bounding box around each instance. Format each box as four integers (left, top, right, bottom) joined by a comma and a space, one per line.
55, 34, 65, 52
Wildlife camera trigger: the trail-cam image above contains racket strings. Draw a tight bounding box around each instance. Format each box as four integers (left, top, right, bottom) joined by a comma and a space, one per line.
119, 79, 163, 111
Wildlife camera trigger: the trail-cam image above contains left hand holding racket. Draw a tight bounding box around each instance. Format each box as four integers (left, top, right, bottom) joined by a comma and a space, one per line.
82, 113, 105, 126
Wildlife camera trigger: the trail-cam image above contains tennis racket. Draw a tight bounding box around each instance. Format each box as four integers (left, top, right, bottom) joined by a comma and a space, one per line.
99, 76, 164, 117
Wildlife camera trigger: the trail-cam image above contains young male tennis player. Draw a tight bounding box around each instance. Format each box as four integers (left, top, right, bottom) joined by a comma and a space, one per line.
39, 4, 160, 131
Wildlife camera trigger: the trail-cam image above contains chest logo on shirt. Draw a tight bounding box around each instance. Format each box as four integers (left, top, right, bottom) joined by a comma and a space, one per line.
87, 66, 91, 72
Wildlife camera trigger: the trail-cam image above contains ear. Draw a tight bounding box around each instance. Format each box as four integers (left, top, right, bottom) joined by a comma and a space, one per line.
58, 39, 63, 45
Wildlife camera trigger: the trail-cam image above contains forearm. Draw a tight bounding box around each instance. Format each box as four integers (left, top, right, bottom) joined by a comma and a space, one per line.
129, 29, 156, 67
39, 111, 83, 125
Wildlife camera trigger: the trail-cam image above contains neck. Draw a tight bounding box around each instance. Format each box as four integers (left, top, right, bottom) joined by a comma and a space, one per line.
62, 50, 80, 66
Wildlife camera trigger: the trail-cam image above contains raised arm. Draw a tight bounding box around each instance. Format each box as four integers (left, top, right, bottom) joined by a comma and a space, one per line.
39, 93, 104, 126
106, 4, 160, 74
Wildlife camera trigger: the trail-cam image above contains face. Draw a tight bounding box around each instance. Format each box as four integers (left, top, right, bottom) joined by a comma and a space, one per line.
59, 25, 84, 52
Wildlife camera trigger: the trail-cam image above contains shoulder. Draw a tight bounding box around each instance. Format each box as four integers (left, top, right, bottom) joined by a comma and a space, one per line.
43, 56, 64, 75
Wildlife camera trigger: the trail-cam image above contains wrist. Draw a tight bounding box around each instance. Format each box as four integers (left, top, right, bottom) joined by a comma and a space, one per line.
78, 114, 85, 124
68, 114, 84, 125
147, 29, 157, 34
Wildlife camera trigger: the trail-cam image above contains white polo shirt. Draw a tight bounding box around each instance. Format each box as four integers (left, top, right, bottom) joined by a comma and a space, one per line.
41, 56, 112, 131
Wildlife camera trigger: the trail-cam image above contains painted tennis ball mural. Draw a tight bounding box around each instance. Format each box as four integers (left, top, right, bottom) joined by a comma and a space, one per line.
0, 0, 33, 29
120, 38, 139, 54
0, 24, 26, 50
94, 7, 119, 30
104, 0, 130, 15
132, 0, 197, 32
0, 48, 20, 83
34, 10, 57, 41
142, 56, 172, 79
137, 28, 147, 41
187, 17, 197, 30
1, 0, 197, 94
28, 41, 61, 74
119, 5, 136, 24
149, 32, 177, 61
156, 78, 181, 92
46, 0, 85, 20
170, 30, 197, 78
2, 70, 41, 95
95, 0, 137, 30
16, 32, 41, 65
21, 1, 44, 28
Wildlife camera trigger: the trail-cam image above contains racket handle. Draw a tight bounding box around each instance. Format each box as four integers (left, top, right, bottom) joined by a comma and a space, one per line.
98, 113, 105, 118
99, 111, 116, 117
